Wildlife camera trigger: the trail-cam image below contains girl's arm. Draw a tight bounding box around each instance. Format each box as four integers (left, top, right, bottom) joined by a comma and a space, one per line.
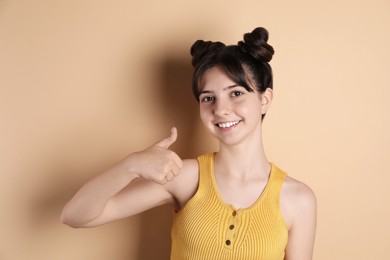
61, 128, 183, 228
282, 178, 317, 260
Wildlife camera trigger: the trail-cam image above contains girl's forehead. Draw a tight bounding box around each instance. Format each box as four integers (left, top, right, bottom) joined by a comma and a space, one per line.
199, 66, 236, 89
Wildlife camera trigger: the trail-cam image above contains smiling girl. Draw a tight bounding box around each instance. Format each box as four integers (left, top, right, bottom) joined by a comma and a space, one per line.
62, 27, 317, 260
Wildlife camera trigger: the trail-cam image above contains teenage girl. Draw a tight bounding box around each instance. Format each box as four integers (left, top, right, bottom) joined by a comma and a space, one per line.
62, 27, 317, 260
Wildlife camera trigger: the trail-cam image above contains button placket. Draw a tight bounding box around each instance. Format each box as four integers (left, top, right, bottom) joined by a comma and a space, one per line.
224, 209, 239, 248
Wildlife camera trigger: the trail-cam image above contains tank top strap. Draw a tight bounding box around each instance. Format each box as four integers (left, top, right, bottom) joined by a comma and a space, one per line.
196, 153, 215, 196
264, 163, 287, 204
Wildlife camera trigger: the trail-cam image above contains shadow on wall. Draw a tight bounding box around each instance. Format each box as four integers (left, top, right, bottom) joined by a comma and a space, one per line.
154, 56, 199, 158
26, 52, 199, 260
135, 55, 198, 260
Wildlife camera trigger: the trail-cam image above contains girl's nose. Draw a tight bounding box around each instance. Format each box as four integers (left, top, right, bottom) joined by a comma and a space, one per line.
213, 99, 231, 116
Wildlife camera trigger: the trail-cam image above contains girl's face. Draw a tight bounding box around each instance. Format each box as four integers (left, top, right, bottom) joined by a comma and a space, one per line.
198, 66, 272, 146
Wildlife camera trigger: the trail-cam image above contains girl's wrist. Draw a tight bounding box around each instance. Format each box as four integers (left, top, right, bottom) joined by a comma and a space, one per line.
121, 152, 141, 178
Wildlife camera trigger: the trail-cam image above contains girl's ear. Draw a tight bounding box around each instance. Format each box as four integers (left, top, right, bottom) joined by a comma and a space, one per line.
261, 88, 273, 115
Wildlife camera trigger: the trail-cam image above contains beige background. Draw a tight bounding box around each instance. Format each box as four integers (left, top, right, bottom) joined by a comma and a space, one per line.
1, 0, 389, 259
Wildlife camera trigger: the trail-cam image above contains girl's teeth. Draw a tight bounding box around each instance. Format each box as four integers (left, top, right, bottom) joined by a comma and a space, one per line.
218, 121, 239, 128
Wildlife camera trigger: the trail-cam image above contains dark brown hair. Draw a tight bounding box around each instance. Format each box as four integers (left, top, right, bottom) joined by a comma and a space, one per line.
190, 27, 275, 101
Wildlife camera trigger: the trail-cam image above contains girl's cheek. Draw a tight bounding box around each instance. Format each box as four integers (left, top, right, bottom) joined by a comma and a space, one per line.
199, 110, 209, 123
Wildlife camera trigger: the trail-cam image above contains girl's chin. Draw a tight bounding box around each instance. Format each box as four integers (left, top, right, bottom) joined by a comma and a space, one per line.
213, 134, 243, 146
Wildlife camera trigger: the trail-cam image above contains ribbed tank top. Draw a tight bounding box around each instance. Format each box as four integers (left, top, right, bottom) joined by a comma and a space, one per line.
170, 153, 288, 260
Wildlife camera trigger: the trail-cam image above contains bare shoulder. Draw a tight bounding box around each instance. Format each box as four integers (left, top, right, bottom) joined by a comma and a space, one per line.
282, 176, 316, 206
281, 175, 317, 258
165, 158, 199, 209
280, 175, 317, 229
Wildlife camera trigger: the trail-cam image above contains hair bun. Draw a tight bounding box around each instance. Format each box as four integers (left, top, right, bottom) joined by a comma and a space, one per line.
190, 40, 225, 67
238, 27, 274, 62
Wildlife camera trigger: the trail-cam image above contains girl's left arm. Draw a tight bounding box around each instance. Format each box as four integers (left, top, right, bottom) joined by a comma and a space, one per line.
283, 180, 317, 260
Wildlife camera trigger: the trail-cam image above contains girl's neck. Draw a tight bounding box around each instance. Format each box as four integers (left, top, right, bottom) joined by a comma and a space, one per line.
214, 139, 270, 180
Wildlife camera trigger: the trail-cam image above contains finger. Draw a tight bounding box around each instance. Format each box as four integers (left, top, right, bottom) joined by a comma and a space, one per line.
165, 172, 174, 181
170, 151, 183, 169
171, 165, 180, 177
155, 174, 167, 185
154, 127, 178, 149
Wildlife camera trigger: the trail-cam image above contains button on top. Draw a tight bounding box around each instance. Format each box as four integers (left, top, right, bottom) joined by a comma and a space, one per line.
232, 211, 237, 216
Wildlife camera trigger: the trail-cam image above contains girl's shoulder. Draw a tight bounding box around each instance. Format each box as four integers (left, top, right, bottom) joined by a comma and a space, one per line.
280, 175, 317, 229
282, 176, 316, 204
165, 158, 200, 209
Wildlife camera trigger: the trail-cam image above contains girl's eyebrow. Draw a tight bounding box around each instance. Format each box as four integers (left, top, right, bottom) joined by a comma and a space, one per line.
199, 84, 240, 95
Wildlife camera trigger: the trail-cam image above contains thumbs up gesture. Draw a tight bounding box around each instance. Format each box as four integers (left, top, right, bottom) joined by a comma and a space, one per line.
154, 127, 179, 149
126, 127, 183, 184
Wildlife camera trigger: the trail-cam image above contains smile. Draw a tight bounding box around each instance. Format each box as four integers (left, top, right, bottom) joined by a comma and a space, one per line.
216, 120, 240, 128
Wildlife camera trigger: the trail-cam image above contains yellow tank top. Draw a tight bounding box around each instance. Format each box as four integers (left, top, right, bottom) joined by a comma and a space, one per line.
170, 153, 288, 260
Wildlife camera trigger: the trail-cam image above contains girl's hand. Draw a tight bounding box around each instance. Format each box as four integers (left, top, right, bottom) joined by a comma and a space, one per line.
126, 127, 183, 184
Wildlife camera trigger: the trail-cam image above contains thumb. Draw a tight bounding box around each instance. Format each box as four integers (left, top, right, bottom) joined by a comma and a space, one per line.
154, 127, 178, 149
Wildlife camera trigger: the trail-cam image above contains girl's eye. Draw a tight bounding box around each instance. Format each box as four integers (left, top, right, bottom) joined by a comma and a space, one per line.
231, 91, 243, 97
201, 96, 215, 103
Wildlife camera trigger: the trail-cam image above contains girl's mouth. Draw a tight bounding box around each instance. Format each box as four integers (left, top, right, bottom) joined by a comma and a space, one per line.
216, 120, 240, 128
